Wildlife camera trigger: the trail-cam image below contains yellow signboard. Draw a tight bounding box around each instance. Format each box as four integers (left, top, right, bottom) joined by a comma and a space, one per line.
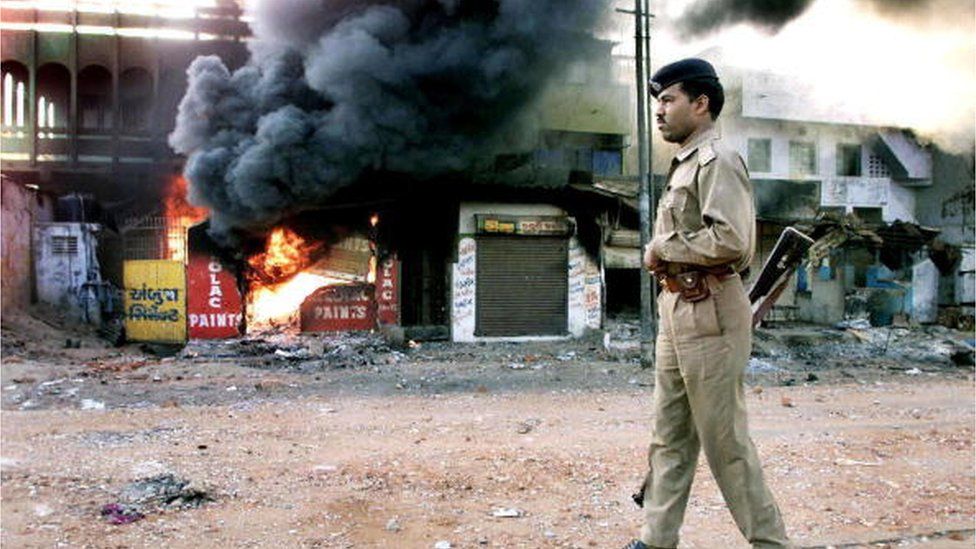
124, 260, 186, 343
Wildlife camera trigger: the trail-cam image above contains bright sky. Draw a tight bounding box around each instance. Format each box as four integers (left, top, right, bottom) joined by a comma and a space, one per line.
607, 0, 976, 151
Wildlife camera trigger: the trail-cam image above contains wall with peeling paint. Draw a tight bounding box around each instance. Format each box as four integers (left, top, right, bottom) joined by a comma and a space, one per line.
33, 222, 103, 323
1, 179, 54, 314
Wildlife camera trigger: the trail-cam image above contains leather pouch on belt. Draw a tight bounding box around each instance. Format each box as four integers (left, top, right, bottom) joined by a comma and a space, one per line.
676, 271, 710, 303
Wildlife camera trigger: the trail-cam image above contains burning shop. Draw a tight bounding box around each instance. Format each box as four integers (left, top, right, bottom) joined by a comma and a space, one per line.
184, 208, 400, 339
157, 0, 621, 342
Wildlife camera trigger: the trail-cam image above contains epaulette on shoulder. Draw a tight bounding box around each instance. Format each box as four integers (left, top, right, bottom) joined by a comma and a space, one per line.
698, 141, 716, 166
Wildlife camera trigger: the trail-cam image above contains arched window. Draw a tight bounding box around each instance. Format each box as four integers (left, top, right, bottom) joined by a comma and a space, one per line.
36, 63, 71, 131
78, 64, 113, 131
1, 61, 29, 128
157, 68, 185, 133
120, 67, 153, 133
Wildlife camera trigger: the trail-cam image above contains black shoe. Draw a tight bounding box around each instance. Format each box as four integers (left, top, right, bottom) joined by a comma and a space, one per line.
622, 541, 648, 549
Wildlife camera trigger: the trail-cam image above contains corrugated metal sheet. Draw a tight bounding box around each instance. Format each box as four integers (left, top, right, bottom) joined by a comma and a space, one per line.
123, 260, 186, 343
475, 236, 568, 336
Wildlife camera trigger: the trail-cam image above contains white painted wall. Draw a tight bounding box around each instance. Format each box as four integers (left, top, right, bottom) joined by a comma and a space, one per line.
957, 247, 975, 305
723, 117, 924, 223
912, 259, 940, 323
886, 182, 918, 223
33, 222, 103, 323
452, 202, 601, 342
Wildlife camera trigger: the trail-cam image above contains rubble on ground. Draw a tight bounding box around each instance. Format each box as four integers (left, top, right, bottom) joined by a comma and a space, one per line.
100, 473, 213, 525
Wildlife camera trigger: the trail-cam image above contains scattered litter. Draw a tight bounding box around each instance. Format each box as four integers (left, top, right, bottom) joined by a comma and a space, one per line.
226, 386, 238, 392
747, 358, 783, 374
85, 360, 147, 374
780, 396, 795, 408
835, 319, 872, 330
385, 518, 401, 532
314, 465, 338, 473
80, 399, 106, 410
110, 473, 212, 517
492, 507, 523, 518
100, 503, 144, 525
408, 340, 421, 349
434, 541, 452, 549
516, 419, 541, 434
834, 458, 882, 467
905, 368, 922, 375
507, 362, 526, 370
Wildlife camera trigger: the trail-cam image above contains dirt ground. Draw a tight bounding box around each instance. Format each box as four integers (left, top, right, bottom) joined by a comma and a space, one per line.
1, 310, 974, 548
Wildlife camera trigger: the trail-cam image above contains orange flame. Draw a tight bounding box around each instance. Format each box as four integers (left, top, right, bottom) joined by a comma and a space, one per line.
247, 272, 339, 329
245, 227, 333, 330
243, 220, 382, 332
367, 213, 379, 283
163, 176, 208, 263
247, 227, 321, 283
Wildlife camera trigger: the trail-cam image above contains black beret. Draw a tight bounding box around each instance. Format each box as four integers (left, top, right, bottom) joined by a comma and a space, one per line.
649, 58, 718, 98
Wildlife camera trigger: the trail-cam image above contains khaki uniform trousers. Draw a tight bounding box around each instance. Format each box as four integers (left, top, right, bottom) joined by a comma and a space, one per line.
640, 274, 790, 548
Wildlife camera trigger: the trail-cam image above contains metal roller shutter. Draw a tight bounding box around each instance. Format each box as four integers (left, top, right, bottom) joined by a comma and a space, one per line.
475, 236, 568, 336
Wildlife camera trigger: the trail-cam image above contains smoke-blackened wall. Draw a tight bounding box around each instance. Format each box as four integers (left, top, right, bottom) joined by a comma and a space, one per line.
169, 0, 609, 244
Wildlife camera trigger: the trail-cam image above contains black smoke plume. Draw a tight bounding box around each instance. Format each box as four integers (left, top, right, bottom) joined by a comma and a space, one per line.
673, 0, 944, 38
169, 0, 607, 244
674, 0, 815, 37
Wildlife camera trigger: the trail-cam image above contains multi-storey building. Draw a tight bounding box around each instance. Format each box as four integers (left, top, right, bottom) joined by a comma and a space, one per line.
1, 0, 248, 200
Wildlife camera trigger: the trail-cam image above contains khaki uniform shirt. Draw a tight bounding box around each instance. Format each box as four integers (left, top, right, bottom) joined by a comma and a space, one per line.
650, 126, 755, 274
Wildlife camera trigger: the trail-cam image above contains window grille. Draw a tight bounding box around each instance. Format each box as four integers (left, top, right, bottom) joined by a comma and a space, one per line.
51, 235, 78, 255
866, 155, 891, 178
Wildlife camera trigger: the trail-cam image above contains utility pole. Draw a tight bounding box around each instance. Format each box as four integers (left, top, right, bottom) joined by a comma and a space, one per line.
633, 0, 655, 367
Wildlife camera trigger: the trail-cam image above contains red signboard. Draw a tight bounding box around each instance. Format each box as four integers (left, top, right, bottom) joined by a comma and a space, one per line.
300, 284, 376, 332
376, 256, 400, 325
187, 252, 243, 339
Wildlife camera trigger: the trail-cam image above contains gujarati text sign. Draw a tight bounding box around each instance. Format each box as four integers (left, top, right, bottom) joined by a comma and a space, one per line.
124, 260, 186, 343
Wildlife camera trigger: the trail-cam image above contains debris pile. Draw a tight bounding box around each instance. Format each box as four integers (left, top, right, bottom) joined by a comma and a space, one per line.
101, 473, 212, 525
181, 331, 405, 371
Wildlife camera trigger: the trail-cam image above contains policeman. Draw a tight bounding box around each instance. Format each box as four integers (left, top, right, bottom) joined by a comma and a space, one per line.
623, 59, 792, 549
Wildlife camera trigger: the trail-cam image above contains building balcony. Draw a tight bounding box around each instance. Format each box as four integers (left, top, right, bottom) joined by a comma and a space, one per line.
821, 176, 892, 208
1, 128, 175, 168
